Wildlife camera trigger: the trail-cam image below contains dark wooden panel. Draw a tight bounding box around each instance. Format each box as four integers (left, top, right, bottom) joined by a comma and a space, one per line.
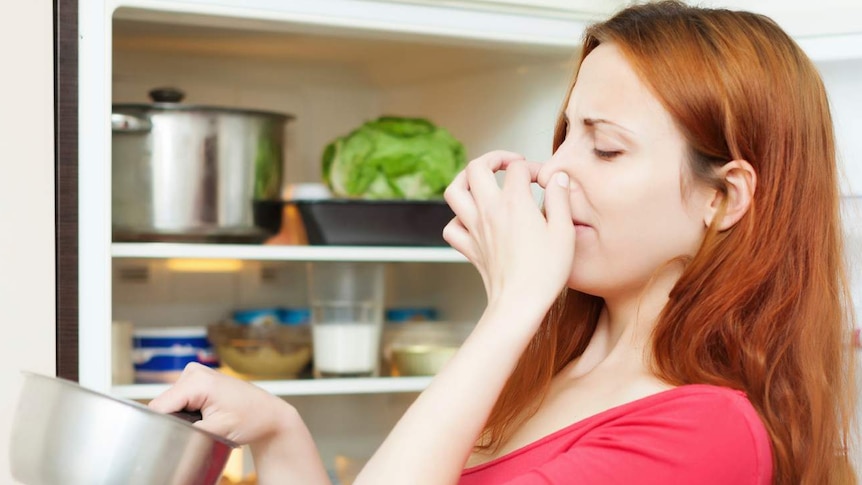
55, 0, 79, 381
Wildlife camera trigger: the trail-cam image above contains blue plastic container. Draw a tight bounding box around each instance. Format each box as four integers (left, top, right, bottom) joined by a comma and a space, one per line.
132, 327, 218, 383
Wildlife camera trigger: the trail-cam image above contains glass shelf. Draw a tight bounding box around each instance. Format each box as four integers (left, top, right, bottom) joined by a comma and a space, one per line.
111, 243, 468, 263
113, 376, 433, 400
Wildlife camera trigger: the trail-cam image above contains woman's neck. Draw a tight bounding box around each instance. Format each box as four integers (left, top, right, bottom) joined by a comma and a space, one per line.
565, 265, 684, 379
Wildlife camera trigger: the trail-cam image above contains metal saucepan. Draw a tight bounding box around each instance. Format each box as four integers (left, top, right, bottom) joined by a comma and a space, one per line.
112, 87, 293, 243
10, 372, 236, 485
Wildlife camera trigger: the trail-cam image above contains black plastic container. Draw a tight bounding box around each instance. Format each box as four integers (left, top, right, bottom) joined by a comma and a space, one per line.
292, 199, 454, 246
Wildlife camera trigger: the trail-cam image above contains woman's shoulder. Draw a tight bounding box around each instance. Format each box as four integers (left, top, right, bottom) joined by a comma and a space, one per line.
590, 383, 773, 481
606, 383, 769, 443
623, 382, 762, 416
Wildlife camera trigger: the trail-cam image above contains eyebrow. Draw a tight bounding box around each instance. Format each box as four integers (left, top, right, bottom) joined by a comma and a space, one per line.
564, 114, 635, 136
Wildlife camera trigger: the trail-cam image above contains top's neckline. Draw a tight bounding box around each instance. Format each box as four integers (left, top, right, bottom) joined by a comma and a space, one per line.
463, 383, 744, 474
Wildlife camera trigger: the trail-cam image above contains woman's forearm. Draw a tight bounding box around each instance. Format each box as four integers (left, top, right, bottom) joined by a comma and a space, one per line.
354, 303, 545, 485
251, 404, 332, 485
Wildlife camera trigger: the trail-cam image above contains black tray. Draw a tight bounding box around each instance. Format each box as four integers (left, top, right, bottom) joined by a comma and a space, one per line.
292, 199, 455, 246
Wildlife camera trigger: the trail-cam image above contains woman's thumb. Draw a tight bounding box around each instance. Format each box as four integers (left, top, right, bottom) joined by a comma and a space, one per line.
193, 413, 239, 442
544, 172, 574, 230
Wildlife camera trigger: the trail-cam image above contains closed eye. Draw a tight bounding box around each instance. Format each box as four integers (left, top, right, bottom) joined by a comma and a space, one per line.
594, 148, 622, 160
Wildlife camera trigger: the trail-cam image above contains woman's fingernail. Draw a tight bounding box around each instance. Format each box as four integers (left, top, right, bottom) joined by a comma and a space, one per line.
555, 172, 569, 188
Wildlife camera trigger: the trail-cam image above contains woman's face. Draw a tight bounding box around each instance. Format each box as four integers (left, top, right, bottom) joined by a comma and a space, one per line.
537, 42, 712, 299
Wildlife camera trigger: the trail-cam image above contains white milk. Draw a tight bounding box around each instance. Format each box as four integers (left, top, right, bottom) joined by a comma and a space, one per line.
313, 323, 381, 375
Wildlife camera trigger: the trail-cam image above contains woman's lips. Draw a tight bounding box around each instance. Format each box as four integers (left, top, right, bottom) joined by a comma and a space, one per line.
573, 220, 593, 234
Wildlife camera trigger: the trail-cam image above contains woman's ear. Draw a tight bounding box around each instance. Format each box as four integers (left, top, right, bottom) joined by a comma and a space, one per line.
704, 160, 756, 231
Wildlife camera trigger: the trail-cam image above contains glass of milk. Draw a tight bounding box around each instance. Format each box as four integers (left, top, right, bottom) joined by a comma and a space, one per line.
307, 262, 384, 378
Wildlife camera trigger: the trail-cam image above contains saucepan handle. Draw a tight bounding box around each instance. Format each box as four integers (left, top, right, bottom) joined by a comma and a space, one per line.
170, 410, 203, 423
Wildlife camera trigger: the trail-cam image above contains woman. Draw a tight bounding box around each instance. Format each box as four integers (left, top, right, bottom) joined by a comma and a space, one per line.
150, 2, 857, 483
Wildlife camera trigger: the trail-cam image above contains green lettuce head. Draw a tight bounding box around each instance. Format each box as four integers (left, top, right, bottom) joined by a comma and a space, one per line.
322, 116, 466, 200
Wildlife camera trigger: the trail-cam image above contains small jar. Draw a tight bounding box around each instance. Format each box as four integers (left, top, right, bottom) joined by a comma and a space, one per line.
385, 321, 472, 376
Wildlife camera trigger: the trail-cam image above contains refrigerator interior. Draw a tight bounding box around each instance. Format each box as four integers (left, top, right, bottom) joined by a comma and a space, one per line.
110, 10, 579, 475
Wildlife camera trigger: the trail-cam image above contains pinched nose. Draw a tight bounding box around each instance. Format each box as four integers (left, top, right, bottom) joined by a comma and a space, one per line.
535, 159, 556, 188
537, 163, 580, 195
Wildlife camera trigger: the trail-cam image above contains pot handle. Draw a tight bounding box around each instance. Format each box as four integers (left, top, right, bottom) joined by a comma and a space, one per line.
170, 410, 203, 423
111, 113, 151, 133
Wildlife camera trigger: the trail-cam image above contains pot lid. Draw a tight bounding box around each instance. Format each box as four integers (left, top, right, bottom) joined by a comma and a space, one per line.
112, 87, 294, 121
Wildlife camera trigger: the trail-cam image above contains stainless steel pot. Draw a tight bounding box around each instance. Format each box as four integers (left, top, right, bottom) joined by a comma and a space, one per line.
10, 372, 237, 485
112, 88, 293, 242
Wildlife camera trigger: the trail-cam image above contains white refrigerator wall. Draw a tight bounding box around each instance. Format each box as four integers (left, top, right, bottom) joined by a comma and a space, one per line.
820, 59, 862, 196
0, 1, 56, 482
846, 194, 862, 471
380, 59, 574, 162
822, 57, 862, 468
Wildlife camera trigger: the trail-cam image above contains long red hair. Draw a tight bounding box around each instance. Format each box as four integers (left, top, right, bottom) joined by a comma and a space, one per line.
479, 2, 857, 483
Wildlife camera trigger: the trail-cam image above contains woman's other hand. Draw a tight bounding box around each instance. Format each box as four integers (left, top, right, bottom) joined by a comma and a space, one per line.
148, 362, 288, 445
443, 150, 575, 324
148, 363, 330, 485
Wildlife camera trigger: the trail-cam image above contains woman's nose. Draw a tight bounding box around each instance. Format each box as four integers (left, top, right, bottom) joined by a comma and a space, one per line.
536, 154, 570, 189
